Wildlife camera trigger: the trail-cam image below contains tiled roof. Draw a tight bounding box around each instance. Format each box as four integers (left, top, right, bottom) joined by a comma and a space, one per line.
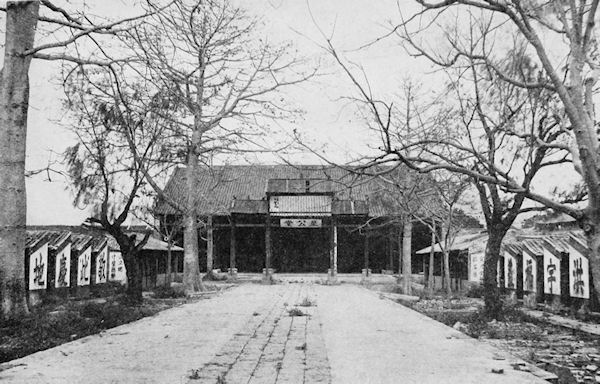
155, 165, 437, 217
415, 231, 488, 254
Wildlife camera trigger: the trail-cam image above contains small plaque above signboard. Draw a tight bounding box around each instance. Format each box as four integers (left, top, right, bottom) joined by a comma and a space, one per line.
280, 218, 322, 228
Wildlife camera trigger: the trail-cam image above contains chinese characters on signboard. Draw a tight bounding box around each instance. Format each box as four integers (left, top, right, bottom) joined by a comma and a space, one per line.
29, 243, 48, 290
54, 243, 71, 288
543, 249, 561, 295
522, 251, 537, 293
96, 246, 108, 284
269, 195, 332, 214
569, 251, 590, 299
77, 247, 91, 286
280, 218, 322, 228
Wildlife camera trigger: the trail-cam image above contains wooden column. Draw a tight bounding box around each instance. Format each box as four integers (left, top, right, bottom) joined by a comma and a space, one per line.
207, 215, 214, 273
229, 216, 236, 275
155, 255, 159, 287
333, 224, 338, 274
364, 230, 370, 276
402, 220, 413, 294
329, 218, 338, 277
264, 215, 272, 282
387, 225, 394, 272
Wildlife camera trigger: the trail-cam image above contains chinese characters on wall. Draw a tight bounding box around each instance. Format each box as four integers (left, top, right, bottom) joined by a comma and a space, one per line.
569, 251, 590, 299
54, 244, 71, 288
469, 252, 484, 282
522, 251, 537, 293
504, 253, 517, 289
77, 247, 92, 286
109, 250, 127, 283
28, 243, 48, 290
543, 249, 561, 295
96, 246, 108, 284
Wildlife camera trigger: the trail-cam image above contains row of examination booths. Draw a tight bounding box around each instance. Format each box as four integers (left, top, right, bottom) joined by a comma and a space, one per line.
498, 232, 596, 309
25, 230, 128, 304
420, 230, 597, 309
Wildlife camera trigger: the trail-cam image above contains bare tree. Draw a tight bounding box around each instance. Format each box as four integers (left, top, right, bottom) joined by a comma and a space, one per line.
0, 0, 160, 319
114, 0, 313, 291
328, 26, 570, 316
394, 0, 600, 312
62, 73, 175, 300
420, 173, 471, 295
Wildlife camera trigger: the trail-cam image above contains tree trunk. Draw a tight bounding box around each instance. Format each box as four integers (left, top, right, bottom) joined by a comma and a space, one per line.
183, 213, 203, 292
428, 221, 435, 294
183, 147, 203, 293
402, 219, 413, 295
122, 249, 143, 302
166, 240, 172, 286
206, 215, 214, 276
582, 214, 600, 307
397, 224, 403, 283
483, 226, 506, 318
442, 223, 451, 295
0, 1, 39, 320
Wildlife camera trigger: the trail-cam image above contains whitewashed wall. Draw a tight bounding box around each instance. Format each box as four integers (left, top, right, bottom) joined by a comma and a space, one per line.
29, 243, 48, 290
95, 246, 108, 284
109, 250, 127, 284
543, 248, 561, 295
77, 246, 92, 286
54, 243, 71, 288
568, 246, 590, 299
522, 249, 537, 293
504, 252, 518, 289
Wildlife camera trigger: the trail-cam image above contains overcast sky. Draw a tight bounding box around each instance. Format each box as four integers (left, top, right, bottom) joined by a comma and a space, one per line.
12, 0, 582, 225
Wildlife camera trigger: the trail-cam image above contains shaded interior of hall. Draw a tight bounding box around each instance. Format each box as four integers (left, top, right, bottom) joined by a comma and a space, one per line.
198, 220, 433, 274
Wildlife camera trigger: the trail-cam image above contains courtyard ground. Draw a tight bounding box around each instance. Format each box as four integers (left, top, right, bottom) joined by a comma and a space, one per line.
0, 282, 553, 384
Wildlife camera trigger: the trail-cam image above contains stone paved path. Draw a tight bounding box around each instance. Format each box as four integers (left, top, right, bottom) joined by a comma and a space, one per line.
190, 283, 330, 383
317, 284, 550, 384
0, 283, 553, 384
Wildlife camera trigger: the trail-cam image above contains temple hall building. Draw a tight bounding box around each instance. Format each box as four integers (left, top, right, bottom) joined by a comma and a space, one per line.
154, 165, 437, 278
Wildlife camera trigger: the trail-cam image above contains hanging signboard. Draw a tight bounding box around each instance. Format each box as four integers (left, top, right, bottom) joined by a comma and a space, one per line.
54, 243, 71, 288
522, 250, 537, 293
77, 246, 92, 286
543, 248, 561, 295
95, 246, 108, 284
29, 243, 48, 291
269, 195, 332, 216
569, 247, 590, 299
280, 218, 322, 228
504, 252, 517, 290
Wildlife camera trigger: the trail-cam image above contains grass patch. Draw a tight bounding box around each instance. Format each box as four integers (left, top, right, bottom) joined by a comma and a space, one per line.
188, 368, 201, 379
152, 285, 186, 299
0, 294, 185, 363
288, 308, 307, 317
297, 297, 315, 307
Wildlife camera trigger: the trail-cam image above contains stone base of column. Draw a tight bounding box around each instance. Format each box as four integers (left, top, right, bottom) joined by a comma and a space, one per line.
523, 292, 537, 308
262, 268, 275, 284
326, 269, 339, 285
546, 295, 562, 311
504, 290, 518, 305
361, 268, 372, 284
227, 268, 238, 281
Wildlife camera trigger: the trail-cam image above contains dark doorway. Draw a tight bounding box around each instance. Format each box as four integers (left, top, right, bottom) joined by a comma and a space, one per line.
272, 227, 330, 272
